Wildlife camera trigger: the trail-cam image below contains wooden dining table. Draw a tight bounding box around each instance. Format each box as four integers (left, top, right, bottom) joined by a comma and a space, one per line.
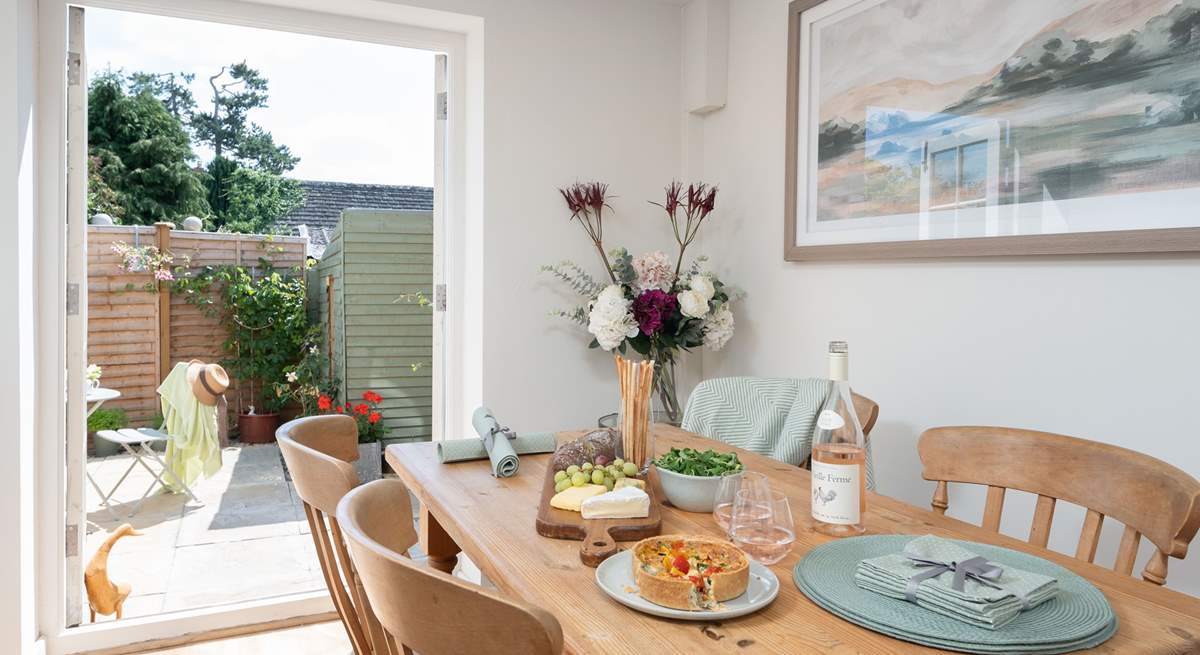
385, 425, 1200, 654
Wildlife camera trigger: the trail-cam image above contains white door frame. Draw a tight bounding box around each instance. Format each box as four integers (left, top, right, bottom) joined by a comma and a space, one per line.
34, 0, 483, 652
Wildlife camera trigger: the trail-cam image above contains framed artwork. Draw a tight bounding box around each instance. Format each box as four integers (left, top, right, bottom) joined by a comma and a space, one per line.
784, 0, 1200, 260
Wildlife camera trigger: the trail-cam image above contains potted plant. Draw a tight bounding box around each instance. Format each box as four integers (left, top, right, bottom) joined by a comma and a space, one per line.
173, 257, 309, 443
316, 390, 388, 481
88, 407, 128, 458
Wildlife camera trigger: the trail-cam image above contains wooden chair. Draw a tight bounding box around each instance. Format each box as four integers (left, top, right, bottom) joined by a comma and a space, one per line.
338, 479, 564, 655
278, 415, 416, 655
919, 426, 1200, 585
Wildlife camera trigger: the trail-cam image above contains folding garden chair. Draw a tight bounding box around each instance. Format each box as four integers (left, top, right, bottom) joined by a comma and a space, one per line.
91, 426, 199, 519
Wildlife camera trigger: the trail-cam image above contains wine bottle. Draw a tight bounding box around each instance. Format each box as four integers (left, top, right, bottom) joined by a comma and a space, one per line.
811, 340, 867, 536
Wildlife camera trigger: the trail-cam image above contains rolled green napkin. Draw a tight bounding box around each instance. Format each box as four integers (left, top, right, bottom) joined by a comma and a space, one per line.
855, 535, 1058, 629
433, 407, 556, 477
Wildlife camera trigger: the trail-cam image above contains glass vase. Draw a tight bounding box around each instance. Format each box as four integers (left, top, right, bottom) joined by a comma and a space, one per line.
653, 352, 682, 426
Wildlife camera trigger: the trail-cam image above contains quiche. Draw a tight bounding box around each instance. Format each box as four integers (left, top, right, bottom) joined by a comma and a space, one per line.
631, 535, 750, 610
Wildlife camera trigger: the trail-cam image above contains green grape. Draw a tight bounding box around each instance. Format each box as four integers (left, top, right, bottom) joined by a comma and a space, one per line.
553, 470, 568, 483
613, 470, 625, 480
554, 478, 572, 493
622, 462, 639, 477
571, 472, 588, 487
613, 458, 625, 468
566, 465, 580, 476
590, 469, 605, 485
604, 478, 615, 491
581, 462, 594, 472
606, 465, 619, 476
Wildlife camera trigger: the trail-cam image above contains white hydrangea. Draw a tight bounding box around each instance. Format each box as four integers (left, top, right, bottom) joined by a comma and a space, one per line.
677, 289, 709, 319
689, 274, 715, 301
588, 285, 639, 351
632, 250, 674, 292
702, 305, 735, 351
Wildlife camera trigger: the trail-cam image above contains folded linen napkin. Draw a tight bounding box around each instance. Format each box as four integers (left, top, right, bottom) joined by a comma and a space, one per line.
854, 535, 1058, 630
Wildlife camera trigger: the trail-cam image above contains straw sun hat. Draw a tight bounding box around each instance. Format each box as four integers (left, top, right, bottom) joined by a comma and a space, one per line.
186, 360, 230, 406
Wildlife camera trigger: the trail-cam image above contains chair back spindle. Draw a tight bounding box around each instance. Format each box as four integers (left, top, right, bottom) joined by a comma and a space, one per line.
919, 426, 1200, 586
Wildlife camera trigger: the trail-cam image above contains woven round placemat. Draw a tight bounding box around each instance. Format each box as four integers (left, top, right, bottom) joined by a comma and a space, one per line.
794, 535, 1117, 654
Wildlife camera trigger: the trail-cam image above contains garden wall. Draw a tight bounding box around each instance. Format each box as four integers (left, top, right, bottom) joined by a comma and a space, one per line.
88, 224, 307, 425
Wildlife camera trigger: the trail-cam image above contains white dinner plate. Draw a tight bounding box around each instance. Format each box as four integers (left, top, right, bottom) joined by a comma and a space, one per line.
594, 550, 780, 621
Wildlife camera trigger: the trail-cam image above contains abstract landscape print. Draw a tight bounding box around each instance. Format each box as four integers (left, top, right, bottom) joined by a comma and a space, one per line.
807, 0, 1200, 235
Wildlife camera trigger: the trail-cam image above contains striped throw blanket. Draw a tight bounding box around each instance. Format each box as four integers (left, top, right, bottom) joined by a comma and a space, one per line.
681, 377, 875, 489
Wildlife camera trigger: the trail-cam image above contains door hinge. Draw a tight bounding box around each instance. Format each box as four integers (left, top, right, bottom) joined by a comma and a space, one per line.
65, 524, 79, 558
66, 283, 80, 316
67, 52, 82, 86
434, 284, 447, 311
436, 91, 448, 120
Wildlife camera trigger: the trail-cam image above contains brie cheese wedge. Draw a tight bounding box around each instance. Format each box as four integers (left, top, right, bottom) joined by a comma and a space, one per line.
580, 485, 650, 520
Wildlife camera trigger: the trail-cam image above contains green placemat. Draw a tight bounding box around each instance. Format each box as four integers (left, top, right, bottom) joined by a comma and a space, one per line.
794, 535, 1117, 654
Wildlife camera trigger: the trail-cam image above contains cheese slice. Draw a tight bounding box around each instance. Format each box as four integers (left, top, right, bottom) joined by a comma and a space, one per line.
549, 484, 607, 512
580, 486, 650, 520
614, 478, 645, 491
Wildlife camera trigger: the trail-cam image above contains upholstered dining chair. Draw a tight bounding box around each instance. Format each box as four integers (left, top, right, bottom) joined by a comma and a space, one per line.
278, 415, 416, 655
919, 426, 1200, 586
338, 479, 564, 655
681, 376, 879, 484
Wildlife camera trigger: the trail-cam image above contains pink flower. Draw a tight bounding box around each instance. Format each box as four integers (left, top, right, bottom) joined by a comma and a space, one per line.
632, 289, 678, 336
632, 251, 674, 292
154, 268, 174, 282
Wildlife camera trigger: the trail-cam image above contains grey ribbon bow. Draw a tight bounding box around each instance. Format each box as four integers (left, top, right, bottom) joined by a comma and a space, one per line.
905, 555, 1012, 603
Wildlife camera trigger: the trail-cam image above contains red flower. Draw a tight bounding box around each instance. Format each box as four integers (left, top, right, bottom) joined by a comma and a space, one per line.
362, 390, 382, 404
335, 405, 344, 414
317, 395, 332, 411
354, 403, 369, 416
368, 412, 381, 424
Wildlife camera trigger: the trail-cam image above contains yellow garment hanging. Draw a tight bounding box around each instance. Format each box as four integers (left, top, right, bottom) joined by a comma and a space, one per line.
158, 362, 222, 489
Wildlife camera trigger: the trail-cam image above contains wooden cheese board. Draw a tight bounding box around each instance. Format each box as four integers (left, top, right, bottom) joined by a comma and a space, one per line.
535, 463, 663, 567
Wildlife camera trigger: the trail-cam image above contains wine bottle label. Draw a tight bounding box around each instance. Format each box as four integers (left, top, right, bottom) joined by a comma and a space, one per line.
811, 460, 861, 525
816, 409, 845, 431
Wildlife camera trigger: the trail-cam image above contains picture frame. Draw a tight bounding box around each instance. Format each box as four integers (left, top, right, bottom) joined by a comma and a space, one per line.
784, 0, 1200, 260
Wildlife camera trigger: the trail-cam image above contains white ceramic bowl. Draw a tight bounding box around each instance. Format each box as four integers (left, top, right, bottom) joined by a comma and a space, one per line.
654, 465, 724, 513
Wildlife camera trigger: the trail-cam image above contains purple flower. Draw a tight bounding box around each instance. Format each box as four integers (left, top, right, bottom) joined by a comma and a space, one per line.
632, 289, 678, 336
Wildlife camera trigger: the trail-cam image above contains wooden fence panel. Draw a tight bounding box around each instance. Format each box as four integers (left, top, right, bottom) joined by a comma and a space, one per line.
87, 226, 306, 425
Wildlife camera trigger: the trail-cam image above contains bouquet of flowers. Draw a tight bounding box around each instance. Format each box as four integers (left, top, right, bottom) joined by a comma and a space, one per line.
543, 181, 737, 423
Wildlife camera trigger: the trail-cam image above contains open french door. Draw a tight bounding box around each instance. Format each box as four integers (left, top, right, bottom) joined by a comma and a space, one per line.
64, 4, 90, 628
432, 53, 447, 440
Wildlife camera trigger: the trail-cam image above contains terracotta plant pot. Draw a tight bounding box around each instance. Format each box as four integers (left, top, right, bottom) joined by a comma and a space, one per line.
238, 412, 281, 444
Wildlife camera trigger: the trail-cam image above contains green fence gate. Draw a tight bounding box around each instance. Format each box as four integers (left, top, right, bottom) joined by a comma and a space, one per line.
307, 209, 434, 444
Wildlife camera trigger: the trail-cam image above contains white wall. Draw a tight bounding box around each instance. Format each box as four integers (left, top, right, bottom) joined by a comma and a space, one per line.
1, 0, 41, 651
386, 0, 687, 434
695, 0, 1200, 596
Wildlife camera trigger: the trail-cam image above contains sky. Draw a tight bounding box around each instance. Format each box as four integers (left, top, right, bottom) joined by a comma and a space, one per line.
87, 7, 435, 187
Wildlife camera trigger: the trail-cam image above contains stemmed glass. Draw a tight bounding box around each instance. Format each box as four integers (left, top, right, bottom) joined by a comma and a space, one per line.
713, 471, 770, 534
728, 490, 796, 565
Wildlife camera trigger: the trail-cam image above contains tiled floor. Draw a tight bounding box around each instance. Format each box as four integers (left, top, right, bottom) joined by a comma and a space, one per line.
85, 444, 324, 621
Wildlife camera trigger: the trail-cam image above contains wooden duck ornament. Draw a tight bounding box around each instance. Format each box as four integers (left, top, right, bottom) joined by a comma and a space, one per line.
84, 523, 141, 621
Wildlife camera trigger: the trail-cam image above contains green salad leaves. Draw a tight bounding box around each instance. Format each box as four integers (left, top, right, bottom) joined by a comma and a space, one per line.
653, 447, 743, 477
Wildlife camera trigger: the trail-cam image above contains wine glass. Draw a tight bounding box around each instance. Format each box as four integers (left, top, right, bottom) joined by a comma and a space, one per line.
729, 490, 796, 565
713, 471, 770, 534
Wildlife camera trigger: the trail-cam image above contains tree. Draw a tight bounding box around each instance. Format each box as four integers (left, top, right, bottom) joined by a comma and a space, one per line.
126, 71, 196, 121
87, 72, 210, 224
191, 62, 299, 172
220, 167, 304, 234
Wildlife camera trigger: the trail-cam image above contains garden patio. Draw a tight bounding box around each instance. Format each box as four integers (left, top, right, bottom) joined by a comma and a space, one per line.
84, 442, 424, 621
